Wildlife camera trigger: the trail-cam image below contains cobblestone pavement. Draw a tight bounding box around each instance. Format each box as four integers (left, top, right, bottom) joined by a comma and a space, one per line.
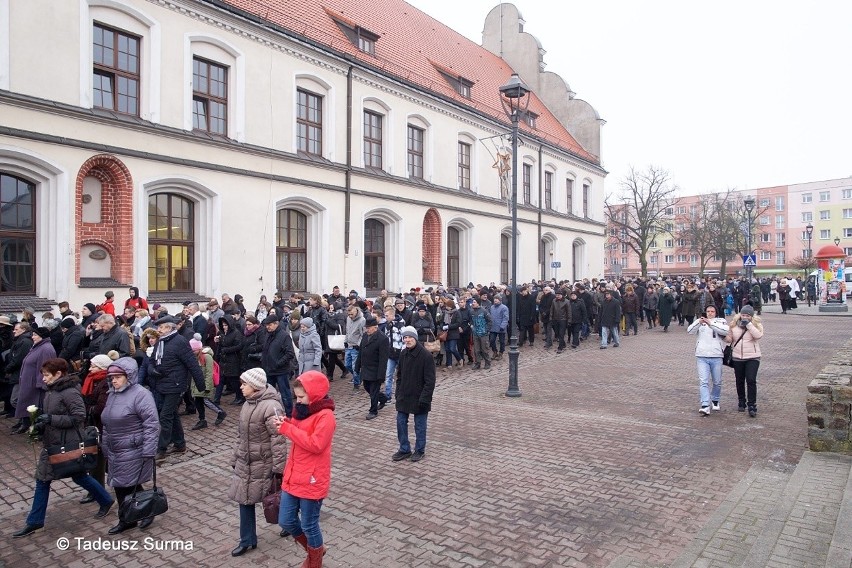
0, 312, 849, 568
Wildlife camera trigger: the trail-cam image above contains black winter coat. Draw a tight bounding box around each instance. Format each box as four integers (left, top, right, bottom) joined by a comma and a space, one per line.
262, 326, 296, 376
395, 342, 436, 415
516, 293, 538, 326
217, 315, 243, 377
538, 292, 555, 322
98, 325, 131, 357
150, 332, 205, 394
598, 298, 622, 328
241, 326, 266, 371
355, 330, 389, 383
5, 332, 33, 385
569, 299, 588, 325
35, 374, 86, 481
58, 326, 85, 362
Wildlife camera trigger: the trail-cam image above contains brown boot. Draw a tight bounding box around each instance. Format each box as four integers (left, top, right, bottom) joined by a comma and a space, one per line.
307, 545, 326, 568
294, 533, 308, 551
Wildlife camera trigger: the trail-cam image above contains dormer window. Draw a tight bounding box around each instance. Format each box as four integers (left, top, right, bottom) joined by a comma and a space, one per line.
520, 110, 538, 129
436, 69, 473, 99
331, 15, 379, 55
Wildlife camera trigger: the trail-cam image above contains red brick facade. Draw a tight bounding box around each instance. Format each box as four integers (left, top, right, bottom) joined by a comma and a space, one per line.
74, 154, 134, 284
422, 208, 442, 283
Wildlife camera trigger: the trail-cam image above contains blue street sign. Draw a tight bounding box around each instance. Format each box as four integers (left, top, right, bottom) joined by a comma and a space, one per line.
742, 254, 757, 267
550, 261, 561, 268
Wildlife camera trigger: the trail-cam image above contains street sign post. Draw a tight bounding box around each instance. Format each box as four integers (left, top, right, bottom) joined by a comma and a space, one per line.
550, 261, 561, 280
742, 254, 757, 267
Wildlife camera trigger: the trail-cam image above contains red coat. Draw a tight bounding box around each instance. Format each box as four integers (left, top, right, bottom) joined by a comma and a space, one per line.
99, 298, 116, 316
278, 371, 336, 500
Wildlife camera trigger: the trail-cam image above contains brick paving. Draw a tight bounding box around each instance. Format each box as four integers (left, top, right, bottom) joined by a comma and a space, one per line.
0, 312, 849, 568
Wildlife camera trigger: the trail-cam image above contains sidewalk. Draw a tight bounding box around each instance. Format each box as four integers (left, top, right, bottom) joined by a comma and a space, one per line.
0, 312, 849, 567
758, 298, 851, 316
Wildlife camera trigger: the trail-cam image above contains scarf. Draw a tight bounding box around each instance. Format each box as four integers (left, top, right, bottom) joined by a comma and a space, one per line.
154, 330, 177, 366
81, 368, 108, 397
132, 316, 151, 337
293, 395, 336, 420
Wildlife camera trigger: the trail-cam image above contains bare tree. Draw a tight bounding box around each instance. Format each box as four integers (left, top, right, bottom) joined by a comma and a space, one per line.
605, 166, 680, 277
675, 195, 721, 276
788, 255, 818, 278
707, 189, 771, 277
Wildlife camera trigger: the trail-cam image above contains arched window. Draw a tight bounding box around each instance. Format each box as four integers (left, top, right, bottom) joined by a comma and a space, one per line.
500, 233, 509, 285
447, 227, 460, 288
276, 209, 307, 292
364, 219, 385, 292
148, 193, 194, 291
0, 173, 36, 293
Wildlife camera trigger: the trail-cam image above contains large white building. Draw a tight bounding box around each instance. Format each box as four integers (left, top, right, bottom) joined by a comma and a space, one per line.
0, 0, 606, 309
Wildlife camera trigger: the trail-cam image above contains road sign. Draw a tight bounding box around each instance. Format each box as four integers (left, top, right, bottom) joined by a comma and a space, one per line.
550, 261, 561, 268
742, 254, 757, 267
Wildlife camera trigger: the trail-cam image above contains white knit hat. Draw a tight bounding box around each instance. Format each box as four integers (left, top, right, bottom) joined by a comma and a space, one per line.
90, 354, 113, 370
240, 367, 267, 390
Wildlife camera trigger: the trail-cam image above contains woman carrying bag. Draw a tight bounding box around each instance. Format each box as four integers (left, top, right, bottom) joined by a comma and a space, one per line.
726, 305, 764, 417
227, 367, 287, 557
13, 358, 115, 538
100, 357, 160, 534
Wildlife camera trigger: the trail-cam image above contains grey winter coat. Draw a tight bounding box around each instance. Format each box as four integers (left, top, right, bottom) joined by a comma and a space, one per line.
35, 374, 85, 481
100, 357, 160, 487
15, 339, 55, 418
296, 322, 323, 374
227, 385, 287, 505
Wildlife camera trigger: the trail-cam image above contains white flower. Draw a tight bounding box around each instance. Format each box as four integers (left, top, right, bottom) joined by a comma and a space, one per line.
26, 405, 38, 413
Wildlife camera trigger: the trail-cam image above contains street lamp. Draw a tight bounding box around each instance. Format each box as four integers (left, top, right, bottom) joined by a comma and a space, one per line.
805, 223, 814, 305
834, 236, 841, 247
499, 73, 530, 399
743, 196, 755, 282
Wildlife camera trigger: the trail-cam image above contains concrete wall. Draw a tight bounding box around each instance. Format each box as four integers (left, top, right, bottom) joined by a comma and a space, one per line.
807, 340, 852, 454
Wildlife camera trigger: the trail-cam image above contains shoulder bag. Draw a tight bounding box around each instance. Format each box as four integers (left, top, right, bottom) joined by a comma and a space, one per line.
47, 423, 99, 479
118, 458, 169, 524
722, 329, 745, 368
261, 476, 281, 524
423, 331, 442, 354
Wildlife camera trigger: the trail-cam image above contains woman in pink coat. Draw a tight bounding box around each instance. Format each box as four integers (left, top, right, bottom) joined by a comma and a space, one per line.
273, 370, 336, 568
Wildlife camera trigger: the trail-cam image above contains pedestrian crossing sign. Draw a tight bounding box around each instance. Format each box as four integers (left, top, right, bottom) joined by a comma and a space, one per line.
742, 254, 757, 267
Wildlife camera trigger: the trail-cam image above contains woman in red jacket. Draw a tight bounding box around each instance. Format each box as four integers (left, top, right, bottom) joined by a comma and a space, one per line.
274, 370, 336, 567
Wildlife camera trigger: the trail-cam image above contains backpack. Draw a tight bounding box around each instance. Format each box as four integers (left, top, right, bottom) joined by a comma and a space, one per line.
198, 352, 220, 386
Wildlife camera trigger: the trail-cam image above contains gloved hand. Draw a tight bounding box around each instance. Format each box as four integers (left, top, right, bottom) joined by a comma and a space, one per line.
32, 421, 47, 434
35, 414, 51, 426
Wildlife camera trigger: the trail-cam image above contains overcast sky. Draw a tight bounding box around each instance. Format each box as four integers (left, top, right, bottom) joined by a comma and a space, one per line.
406, 0, 852, 196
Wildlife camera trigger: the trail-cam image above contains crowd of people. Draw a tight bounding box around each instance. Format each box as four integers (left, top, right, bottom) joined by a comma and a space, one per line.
0, 273, 785, 562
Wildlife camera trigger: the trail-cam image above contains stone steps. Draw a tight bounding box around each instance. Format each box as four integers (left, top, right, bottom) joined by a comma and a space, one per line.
608, 451, 852, 568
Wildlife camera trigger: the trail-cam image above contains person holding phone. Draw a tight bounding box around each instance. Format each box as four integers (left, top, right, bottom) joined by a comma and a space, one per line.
726, 305, 764, 417
686, 305, 729, 416
227, 367, 287, 557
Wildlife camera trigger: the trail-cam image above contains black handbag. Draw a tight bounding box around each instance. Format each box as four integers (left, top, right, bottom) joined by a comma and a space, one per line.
723, 331, 745, 368
46, 424, 99, 479
118, 458, 168, 524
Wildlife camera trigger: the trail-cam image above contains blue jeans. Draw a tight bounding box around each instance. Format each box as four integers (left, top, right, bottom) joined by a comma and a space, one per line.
696, 357, 723, 406
600, 326, 620, 347
444, 339, 461, 366
27, 474, 113, 526
269, 374, 292, 418
238, 503, 257, 547
489, 331, 506, 353
345, 348, 360, 387
384, 358, 397, 399
397, 411, 428, 454
278, 490, 324, 548
157, 391, 185, 452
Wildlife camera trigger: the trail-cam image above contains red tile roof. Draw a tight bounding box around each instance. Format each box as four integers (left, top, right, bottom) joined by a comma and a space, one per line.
214, 0, 599, 164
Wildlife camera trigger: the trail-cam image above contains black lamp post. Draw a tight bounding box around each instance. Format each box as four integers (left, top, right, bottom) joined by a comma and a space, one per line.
806, 222, 814, 305
743, 196, 755, 282
499, 73, 530, 398
834, 236, 841, 247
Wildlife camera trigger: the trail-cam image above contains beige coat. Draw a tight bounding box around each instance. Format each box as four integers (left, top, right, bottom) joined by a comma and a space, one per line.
726, 315, 764, 359
227, 385, 287, 505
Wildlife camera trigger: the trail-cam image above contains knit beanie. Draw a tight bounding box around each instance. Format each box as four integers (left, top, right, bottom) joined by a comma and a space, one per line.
740, 305, 755, 316
84, 303, 97, 314
240, 367, 267, 390
400, 326, 418, 340
189, 338, 203, 351
90, 354, 113, 370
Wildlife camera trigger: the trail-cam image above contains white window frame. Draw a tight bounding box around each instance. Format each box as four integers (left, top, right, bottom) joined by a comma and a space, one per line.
664, 255, 674, 264
820, 229, 831, 239
775, 196, 784, 211
844, 228, 852, 238
843, 189, 852, 199
775, 251, 785, 265
820, 210, 831, 220
186, 34, 246, 142
802, 193, 812, 203
843, 208, 852, 219
775, 215, 784, 229
801, 212, 812, 222
819, 191, 831, 202
760, 251, 771, 261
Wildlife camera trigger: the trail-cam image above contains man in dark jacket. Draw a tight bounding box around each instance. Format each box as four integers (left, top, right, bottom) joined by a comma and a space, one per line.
261, 314, 296, 417
537, 287, 555, 348
568, 291, 588, 348
58, 318, 85, 364
516, 286, 538, 347
393, 297, 413, 326
392, 327, 436, 463
355, 315, 389, 420
240, 316, 265, 373
598, 290, 622, 349
151, 317, 206, 461
634, 280, 647, 323
549, 290, 571, 353
4, 322, 32, 422
95, 314, 131, 357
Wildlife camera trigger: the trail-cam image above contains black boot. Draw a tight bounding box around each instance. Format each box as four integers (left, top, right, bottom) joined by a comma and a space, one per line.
108, 521, 138, 535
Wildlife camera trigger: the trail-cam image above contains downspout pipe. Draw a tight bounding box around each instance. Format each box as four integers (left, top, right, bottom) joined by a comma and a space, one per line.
345, 65, 353, 255
538, 144, 543, 281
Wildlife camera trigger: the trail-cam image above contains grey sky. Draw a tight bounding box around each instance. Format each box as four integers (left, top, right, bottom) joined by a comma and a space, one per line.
407, 0, 852, 195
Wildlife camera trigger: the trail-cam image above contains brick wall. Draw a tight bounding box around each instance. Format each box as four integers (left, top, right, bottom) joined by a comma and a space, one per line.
74, 154, 134, 285
422, 208, 442, 283
807, 341, 852, 453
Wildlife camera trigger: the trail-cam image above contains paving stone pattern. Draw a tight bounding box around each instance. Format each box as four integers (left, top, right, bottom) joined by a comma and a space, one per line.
0, 312, 849, 568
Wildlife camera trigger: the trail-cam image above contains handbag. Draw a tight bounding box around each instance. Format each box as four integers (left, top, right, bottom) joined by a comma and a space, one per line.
261, 476, 281, 524
423, 331, 441, 354
47, 424, 99, 479
327, 334, 345, 352
723, 331, 745, 368
118, 458, 168, 524
437, 330, 448, 342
